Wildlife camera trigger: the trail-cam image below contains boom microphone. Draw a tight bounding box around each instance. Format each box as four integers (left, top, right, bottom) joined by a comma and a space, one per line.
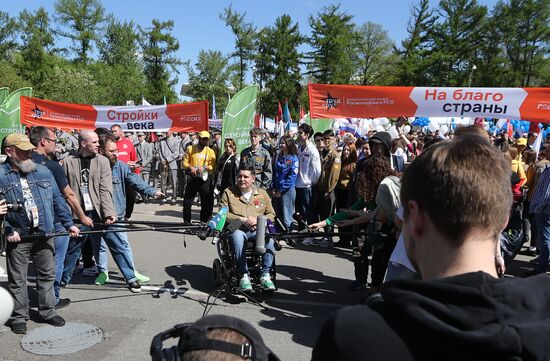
255, 215, 267, 254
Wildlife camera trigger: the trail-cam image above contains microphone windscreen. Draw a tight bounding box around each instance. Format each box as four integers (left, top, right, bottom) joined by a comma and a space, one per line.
255, 216, 267, 254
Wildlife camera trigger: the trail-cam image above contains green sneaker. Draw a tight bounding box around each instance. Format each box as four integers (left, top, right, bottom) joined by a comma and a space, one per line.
134, 271, 150, 284
95, 272, 109, 285
239, 274, 252, 292
260, 274, 275, 290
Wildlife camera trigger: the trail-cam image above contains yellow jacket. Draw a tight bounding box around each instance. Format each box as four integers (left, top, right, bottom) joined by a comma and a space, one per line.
182, 145, 217, 174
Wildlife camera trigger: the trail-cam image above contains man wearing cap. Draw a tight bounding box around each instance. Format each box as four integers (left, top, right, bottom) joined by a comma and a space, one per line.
182, 130, 216, 223
1, 133, 80, 334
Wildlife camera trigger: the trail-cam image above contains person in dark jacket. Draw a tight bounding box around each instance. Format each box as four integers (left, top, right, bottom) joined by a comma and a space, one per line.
312, 135, 550, 361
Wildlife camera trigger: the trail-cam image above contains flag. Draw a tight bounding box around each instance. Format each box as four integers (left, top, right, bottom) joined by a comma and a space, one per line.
299, 105, 305, 121
212, 95, 218, 120
507, 120, 514, 138
163, 96, 167, 106
141, 96, 152, 106
276, 101, 282, 122
532, 126, 544, 159
254, 112, 261, 128
0, 87, 33, 145
222, 85, 258, 152
283, 99, 292, 123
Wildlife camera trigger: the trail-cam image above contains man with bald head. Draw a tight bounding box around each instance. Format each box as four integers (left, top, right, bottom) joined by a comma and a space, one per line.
61, 129, 117, 287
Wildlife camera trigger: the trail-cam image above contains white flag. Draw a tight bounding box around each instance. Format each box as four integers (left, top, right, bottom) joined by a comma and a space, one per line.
532, 129, 543, 159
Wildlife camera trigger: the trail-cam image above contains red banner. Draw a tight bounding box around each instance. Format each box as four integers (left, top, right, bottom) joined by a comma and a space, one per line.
308, 84, 550, 122
20, 96, 209, 132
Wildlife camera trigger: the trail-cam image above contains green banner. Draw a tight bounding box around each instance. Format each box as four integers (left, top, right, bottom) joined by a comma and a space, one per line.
310, 116, 334, 135
222, 85, 258, 153
0, 87, 33, 145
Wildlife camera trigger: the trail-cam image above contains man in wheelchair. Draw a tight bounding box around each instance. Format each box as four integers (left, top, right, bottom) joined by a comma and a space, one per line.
220, 164, 277, 292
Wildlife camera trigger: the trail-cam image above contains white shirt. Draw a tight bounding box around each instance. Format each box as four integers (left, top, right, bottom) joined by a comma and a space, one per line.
389, 206, 416, 272
295, 140, 321, 188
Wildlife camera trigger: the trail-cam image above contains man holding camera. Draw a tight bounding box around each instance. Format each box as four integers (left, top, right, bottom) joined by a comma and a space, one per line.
1, 133, 80, 334
220, 165, 277, 292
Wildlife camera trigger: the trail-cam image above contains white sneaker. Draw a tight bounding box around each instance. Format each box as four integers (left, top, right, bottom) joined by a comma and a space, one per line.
302, 237, 314, 246
82, 265, 98, 276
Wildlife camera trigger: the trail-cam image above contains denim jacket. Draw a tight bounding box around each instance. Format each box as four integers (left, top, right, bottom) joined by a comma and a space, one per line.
0, 161, 73, 236
112, 160, 156, 218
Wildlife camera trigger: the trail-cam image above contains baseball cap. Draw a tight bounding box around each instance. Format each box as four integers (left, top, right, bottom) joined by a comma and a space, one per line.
177, 315, 280, 361
3, 133, 35, 151
198, 130, 211, 139
516, 138, 527, 146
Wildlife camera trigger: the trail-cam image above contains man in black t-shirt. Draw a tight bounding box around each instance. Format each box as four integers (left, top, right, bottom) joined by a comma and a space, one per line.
30, 127, 94, 309
313, 136, 550, 361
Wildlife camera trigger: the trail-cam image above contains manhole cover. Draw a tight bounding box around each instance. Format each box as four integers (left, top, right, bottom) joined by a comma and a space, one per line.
21, 322, 103, 355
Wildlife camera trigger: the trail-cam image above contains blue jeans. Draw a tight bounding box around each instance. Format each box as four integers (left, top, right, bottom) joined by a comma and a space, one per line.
95, 224, 137, 283
534, 213, 550, 274
53, 222, 70, 303
62, 223, 102, 285
296, 186, 315, 226
273, 188, 296, 230
229, 230, 276, 274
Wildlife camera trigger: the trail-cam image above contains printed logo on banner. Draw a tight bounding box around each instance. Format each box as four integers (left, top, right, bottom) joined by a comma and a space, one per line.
537, 101, 550, 111
180, 115, 202, 122
323, 92, 341, 110
32, 105, 44, 118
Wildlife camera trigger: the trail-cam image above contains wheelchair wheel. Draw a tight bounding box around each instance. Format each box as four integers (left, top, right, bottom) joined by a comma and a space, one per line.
212, 259, 223, 287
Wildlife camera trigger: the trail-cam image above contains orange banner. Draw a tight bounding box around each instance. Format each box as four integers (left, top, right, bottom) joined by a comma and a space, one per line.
308, 84, 550, 122
20, 96, 209, 132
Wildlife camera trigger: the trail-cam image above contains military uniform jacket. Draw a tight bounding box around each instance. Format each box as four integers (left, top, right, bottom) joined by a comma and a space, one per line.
240, 146, 272, 189
316, 148, 341, 193
220, 186, 276, 223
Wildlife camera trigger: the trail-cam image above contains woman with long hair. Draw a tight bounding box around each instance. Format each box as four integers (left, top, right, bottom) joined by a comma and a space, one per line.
214, 138, 239, 197
334, 143, 357, 247
271, 135, 299, 230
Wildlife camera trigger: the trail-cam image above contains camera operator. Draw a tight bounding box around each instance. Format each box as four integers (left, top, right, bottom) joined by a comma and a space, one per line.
1, 133, 79, 335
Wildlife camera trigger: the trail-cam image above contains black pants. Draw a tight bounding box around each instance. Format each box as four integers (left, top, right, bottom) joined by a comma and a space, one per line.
183, 176, 214, 223
125, 182, 136, 219
335, 188, 353, 246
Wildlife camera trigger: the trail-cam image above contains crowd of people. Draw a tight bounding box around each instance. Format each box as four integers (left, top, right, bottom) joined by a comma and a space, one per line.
1, 119, 550, 361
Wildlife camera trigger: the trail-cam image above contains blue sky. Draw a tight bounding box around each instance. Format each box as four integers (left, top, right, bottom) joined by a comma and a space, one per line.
4, 0, 500, 99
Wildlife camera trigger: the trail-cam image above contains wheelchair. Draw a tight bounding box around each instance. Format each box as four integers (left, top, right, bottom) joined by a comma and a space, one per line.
211, 222, 279, 296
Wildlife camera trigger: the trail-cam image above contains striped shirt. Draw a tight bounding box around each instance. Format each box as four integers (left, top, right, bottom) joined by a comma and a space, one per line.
530, 164, 550, 214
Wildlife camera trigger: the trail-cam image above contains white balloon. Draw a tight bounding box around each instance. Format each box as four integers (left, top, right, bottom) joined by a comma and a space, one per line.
403, 125, 411, 134
375, 125, 385, 132
332, 121, 340, 132
0, 277, 14, 326
440, 125, 449, 135
371, 118, 380, 127
388, 126, 399, 140
379, 117, 390, 126
428, 123, 438, 133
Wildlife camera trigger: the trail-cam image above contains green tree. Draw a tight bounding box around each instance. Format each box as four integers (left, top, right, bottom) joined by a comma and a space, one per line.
429, 0, 487, 86
94, 19, 145, 105
397, 0, 437, 85
184, 49, 230, 116
43, 64, 98, 103
220, 5, 257, 90
17, 8, 56, 97
0, 11, 19, 60
257, 14, 303, 118
307, 4, 358, 84
139, 19, 182, 104
0, 61, 31, 90
494, 0, 550, 86
354, 21, 396, 85
54, 0, 107, 64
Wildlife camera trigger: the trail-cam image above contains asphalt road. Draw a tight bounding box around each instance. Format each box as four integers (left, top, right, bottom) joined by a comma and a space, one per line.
0, 201, 370, 361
